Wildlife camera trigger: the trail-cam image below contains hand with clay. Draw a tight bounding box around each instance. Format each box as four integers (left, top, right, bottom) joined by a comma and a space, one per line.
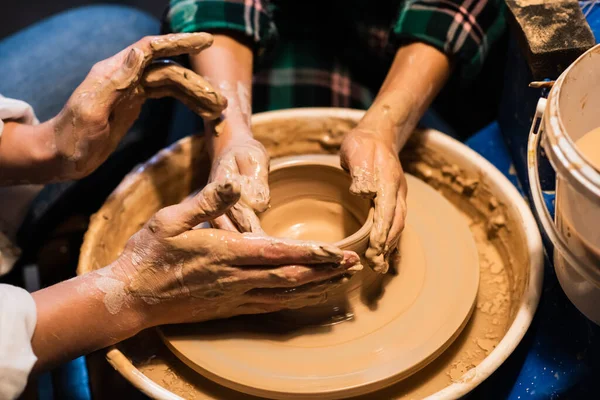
189, 33, 271, 234
30, 180, 361, 371
340, 42, 451, 274
340, 129, 407, 273
119, 179, 359, 325
208, 136, 270, 233
0, 33, 227, 183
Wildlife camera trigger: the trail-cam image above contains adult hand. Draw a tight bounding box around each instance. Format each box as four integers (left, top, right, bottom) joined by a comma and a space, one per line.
340, 129, 407, 274
114, 180, 361, 327
208, 137, 270, 234
51, 33, 227, 179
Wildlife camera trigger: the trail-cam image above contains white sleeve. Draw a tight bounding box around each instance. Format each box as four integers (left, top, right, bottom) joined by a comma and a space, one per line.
0, 94, 43, 277
0, 284, 37, 400
0, 94, 39, 135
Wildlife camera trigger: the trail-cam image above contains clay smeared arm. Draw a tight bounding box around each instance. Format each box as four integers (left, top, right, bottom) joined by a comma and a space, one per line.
189, 33, 254, 156
340, 42, 450, 274
188, 33, 270, 234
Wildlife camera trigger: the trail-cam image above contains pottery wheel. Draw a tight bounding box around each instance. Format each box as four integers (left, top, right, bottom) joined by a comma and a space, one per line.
160, 174, 480, 399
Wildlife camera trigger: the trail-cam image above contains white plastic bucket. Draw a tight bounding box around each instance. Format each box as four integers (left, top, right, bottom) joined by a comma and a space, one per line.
528, 44, 600, 324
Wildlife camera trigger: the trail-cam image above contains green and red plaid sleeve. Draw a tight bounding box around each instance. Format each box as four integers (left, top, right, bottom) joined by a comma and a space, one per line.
167, 0, 277, 58
393, 0, 506, 80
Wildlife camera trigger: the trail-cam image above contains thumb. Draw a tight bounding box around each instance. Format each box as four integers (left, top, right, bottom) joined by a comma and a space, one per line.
81, 48, 145, 115
110, 47, 145, 91
147, 180, 241, 238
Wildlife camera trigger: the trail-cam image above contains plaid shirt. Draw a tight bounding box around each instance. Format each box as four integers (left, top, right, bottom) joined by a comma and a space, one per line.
166, 0, 505, 113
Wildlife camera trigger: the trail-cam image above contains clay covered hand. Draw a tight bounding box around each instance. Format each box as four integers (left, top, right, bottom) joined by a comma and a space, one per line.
340, 129, 407, 274
111, 180, 361, 327
51, 33, 227, 180
208, 137, 270, 234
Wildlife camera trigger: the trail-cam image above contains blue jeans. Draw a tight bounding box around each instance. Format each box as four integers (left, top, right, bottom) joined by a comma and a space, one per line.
0, 5, 173, 261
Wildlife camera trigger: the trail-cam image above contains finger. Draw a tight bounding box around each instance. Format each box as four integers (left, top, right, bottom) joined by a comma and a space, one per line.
113, 33, 214, 69
148, 180, 241, 238
84, 34, 214, 113
384, 193, 407, 252
227, 201, 266, 234
183, 230, 346, 265
235, 146, 271, 212
142, 33, 214, 60
365, 183, 399, 274
143, 64, 226, 120
239, 251, 362, 289
246, 275, 351, 307
230, 303, 285, 316
145, 85, 223, 120
211, 214, 240, 232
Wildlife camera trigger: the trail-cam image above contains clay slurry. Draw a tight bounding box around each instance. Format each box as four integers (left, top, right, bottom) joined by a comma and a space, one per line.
576, 126, 600, 172
260, 198, 362, 242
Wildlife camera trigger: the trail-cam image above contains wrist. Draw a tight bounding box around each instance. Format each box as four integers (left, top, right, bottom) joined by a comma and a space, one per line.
28, 120, 57, 165
206, 116, 253, 157
29, 117, 77, 182
0, 120, 63, 184
357, 95, 417, 152
351, 122, 397, 150
108, 258, 155, 331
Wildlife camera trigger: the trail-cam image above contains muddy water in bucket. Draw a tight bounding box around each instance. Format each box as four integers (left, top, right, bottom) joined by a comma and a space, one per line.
529, 44, 600, 324
576, 127, 600, 172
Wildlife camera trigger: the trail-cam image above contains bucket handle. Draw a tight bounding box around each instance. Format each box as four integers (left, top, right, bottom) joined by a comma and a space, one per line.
527, 98, 600, 287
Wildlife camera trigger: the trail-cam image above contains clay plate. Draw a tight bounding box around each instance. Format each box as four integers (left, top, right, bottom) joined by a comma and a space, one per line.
160, 163, 480, 399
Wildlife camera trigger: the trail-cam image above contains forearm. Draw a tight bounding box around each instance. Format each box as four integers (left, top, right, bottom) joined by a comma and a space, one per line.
189, 32, 254, 157
0, 120, 61, 184
30, 262, 147, 373
357, 42, 451, 151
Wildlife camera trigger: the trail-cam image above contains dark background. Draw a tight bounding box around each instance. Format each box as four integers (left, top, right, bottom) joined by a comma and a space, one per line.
0, 0, 164, 39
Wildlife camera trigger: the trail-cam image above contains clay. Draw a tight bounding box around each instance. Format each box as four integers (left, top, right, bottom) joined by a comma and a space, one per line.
143, 63, 227, 119
575, 126, 600, 172
255, 155, 373, 325
78, 121, 524, 399
261, 198, 361, 243
159, 172, 479, 399
260, 155, 372, 248
148, 33, 214, 56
